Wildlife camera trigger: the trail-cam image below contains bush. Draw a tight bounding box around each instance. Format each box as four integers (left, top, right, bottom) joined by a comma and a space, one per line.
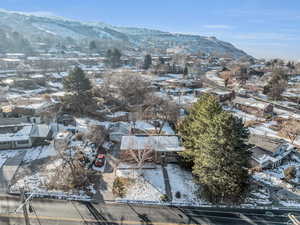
175, 191, 181, 199
112, 177, 127, 197
284, 166, 296, 181
160, 194, 169, 202
75, 133, 84, 141
244, 120, 264, 128
265, 114, 273, 120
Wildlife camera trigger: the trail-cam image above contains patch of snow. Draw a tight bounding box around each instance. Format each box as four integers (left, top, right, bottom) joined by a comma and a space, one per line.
116, 166, 165, 201
0, 150, 18, 168
279, 200, 300, 207
23, 144, 57, 163
166, 164, 201, 204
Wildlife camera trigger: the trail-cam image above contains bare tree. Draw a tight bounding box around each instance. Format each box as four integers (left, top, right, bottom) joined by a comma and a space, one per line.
279, 119, 300, 144
122, 144, 154, 173
85, 124, 107, 146
48, 142, 91, 190
99, 72, 153, 109
143, 95, 180, 134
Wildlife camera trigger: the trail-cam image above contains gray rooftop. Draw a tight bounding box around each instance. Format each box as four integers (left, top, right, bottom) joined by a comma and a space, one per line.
120, 135, 184, 152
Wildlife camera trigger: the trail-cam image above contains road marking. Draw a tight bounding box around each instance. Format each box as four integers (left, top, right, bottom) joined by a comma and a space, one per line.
0, 213, 198, 225
0, 212, 286, 225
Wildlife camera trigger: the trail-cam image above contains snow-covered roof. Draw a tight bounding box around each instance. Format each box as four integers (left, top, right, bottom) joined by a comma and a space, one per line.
233, 97, 271, 110
0, 125, 33, 142
30, 124, 51, 138
120, 135, 184, 152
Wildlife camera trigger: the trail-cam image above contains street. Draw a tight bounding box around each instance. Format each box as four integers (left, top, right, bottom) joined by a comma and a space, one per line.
0, 195, 298, 224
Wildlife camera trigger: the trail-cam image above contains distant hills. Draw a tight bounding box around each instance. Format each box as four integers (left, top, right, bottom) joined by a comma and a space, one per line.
0, 9, 250, 58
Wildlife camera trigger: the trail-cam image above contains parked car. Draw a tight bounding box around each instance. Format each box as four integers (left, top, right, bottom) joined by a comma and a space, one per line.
94, 154, 105, 168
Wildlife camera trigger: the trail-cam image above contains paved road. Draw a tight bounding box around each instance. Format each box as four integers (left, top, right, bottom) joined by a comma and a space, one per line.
0, 195, 298, 224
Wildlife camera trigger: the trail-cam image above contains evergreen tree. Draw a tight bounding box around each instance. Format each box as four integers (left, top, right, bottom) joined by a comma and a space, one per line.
63, 67, 92, 95
183, 65, 188, 77
143, 54, 152, 70
263, 68, 288, 100
89, 40, 97, 52
159, 56, 165, 64
179, 94, 250, 203
106, 48, 122, 68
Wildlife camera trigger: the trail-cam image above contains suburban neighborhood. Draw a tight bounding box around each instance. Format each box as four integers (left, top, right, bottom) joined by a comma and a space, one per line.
0, 3, 299, 225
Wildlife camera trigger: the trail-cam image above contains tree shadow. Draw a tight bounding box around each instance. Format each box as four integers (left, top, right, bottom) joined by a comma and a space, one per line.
127, 203, 153, 225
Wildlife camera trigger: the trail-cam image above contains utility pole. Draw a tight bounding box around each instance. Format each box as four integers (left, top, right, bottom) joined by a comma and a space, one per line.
20, 188, 31, 225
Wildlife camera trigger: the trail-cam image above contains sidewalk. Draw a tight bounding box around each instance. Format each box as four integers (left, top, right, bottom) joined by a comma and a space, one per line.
161, 165, 173, 201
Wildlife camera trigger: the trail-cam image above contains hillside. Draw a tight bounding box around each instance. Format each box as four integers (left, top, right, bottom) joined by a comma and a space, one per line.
0, 9, 249, 58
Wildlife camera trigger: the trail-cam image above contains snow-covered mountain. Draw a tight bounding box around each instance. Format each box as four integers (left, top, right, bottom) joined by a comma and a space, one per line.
0, 9, 250, 58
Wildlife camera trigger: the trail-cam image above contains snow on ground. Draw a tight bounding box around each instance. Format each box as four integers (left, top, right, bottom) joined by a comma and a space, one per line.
252, 161, 300, 189
10, 172, 91, 200
134, 120, 175, 135
246, 188, 272, 206
279, 200, 300, 207
116, 166, 165, 201
10, 156, 90, 200
75, 117, 109, 132
206, 71, 224, 86
166, 164, 201, 204
46, 159, 63, 170
274, 108, 300, 120
226, 107, 262, 122
246, 198, 272, 205
248, 123, 279, 139
249, 120, 300, 146
0, 150, 18, 168
116, 164, 203, 204
23, 144, 57, 163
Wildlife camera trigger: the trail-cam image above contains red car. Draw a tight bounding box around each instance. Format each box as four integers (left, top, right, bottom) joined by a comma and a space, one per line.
94, 154, 105, 167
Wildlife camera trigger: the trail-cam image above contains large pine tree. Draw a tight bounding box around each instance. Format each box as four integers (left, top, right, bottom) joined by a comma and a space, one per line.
143, 54, 152, 70
179, 94, 250, 203
63, 67, 92, 95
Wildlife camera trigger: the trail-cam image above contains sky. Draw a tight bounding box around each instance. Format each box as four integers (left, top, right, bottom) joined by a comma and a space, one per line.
1, 0, 300, 60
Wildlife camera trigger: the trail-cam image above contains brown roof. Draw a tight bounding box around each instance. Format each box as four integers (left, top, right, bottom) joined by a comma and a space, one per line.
247, 134, 285, 153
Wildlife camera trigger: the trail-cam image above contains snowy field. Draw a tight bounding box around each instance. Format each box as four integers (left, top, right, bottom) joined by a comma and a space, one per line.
116, 166, 166, 201
166, 164, 201, 204
116, 163, 202, 204
252, 161, 300, 189
246, 188, 272, 206
9, 142, 93, 200
23, 144, 57, 163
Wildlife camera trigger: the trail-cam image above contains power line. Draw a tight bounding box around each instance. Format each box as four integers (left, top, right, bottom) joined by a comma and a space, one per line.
29, 203, 42, 225
71, 201, 89, 225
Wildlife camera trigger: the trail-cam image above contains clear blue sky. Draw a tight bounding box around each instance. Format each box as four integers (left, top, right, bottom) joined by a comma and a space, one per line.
1, 0, 300, 60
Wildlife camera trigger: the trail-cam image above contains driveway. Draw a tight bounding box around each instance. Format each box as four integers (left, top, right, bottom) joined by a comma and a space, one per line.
0, 150, 26, 194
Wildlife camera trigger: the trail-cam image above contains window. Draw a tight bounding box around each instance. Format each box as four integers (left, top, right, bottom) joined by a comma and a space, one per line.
0, 141, 9, 145
17, 140, 29, 145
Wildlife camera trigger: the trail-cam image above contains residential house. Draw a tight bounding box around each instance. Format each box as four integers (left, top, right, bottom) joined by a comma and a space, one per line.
248, 134, 297, 170
120, 135, 184, 163
232, 96, 273, 117
0, 123, 52, 150
195, 87, 235, 102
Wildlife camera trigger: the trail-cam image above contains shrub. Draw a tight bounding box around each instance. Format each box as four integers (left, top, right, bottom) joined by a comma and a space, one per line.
75, 133, 84, 141
160, 194, 169, 202
175, 191, 181, 199
244, 120, 264, 128
284, 166, 296, 181
265, 114, 273, 120
112, 177, 126, 197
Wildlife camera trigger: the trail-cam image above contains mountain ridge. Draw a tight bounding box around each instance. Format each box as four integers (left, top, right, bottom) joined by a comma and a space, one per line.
0, 9, 250, 58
